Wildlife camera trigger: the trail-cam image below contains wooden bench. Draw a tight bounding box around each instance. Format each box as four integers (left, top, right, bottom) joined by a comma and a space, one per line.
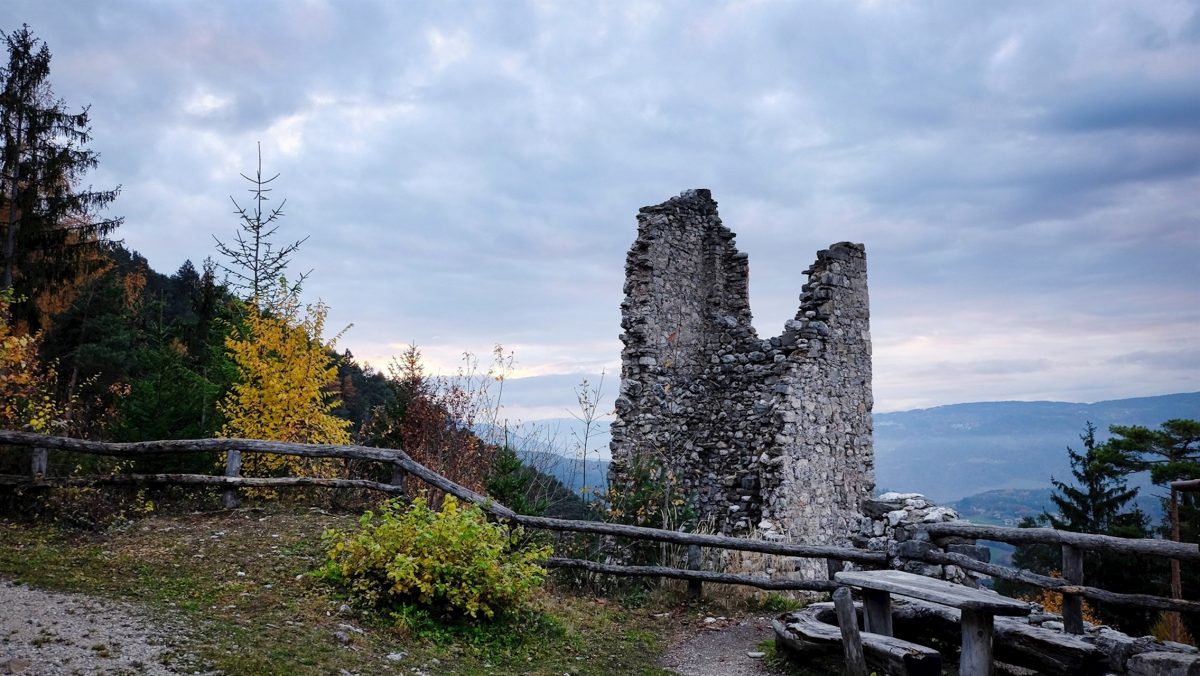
836, 569, 1033, 676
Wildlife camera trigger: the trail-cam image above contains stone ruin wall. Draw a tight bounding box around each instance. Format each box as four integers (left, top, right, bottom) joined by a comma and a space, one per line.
607, 189, 874, 569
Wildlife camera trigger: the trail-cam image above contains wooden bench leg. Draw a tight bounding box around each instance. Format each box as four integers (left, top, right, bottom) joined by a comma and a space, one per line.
862, 589, 893, 636
960, 609, 994, 676
833, 587, 869, 676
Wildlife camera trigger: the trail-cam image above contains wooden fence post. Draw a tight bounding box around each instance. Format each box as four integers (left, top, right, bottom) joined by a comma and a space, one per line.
826, 557, 843, 580
390, 460, 408, 497
1061, 544, 1084, 634
687, 544, 703, 599
30, 446, 48, 479
862, 589, 893, 636
222, 449, 241, 509
833, 587, 868, 676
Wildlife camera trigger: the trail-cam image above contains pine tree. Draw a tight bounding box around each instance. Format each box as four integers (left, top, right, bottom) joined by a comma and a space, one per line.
1096, 419, 1200, 640
1, 25, 121, 325
1046, 423, 1159, 632
213, 143, 307, 304
1047, 422, 1141, 534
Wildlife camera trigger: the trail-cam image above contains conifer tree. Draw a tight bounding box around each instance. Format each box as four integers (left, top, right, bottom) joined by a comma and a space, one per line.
1040, 422, 1158, 632
1096, 419, 1200, 640
1047, 422, 1142, 534
213, 143, 307, 304
1, 25, 121, 324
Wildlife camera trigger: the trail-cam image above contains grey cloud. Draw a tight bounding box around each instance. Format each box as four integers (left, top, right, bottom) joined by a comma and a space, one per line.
1043, 79, 1200, 133
1108, 350, 1200, 370
4, 0, 1198, 414
928, 359, 1053, 377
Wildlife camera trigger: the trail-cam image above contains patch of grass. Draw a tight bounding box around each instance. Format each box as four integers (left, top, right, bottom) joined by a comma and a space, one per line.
753, 592, 809, 613
0, 510, 679, 675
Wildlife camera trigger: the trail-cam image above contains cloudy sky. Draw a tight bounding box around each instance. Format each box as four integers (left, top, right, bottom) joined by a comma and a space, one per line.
6, 1, 1199, 421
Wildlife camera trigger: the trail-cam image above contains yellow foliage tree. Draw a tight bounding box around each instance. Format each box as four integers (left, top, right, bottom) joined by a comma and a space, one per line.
218, 285, 350, 478
0, 291, 63, 433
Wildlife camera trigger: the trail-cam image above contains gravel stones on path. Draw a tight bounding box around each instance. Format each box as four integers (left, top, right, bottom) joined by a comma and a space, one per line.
660, 615, 783, 676
0, 579, 190, 675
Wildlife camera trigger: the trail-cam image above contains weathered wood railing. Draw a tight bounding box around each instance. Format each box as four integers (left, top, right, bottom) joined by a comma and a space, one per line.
906, 521, 1200, 634
4, 430, 1197, 618
0, 430, 880, 593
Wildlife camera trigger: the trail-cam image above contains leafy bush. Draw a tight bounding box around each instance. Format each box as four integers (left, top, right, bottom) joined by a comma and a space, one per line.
320, 495, 551, 621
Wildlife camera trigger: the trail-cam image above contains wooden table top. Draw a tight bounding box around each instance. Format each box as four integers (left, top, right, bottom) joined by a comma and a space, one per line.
835, 569, 1033, 615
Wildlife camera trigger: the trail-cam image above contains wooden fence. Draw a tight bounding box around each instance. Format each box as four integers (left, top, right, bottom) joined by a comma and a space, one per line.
2, 430, 1197, 623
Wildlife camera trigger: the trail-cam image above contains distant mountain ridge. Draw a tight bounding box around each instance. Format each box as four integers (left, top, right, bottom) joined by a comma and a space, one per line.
874, 392, 1200, 503
520, 392, 1199, 509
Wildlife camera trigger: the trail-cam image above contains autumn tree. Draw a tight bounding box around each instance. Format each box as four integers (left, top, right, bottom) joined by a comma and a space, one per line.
213, 143, 307, 303
218, 282, 350, 480
1, 25, 121, 327
364, 345, 499, 495
0, 289, 59, 433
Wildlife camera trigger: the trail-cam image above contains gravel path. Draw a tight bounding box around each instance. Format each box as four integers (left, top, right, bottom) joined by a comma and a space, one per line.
659, 615, 782, 676
0, 580, 189, 675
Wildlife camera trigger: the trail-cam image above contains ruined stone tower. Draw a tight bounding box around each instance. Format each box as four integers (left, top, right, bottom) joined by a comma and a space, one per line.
608, 189, 874, 556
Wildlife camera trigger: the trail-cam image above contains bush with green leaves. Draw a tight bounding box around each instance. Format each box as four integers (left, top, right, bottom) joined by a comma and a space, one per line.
320, 495, 551, 621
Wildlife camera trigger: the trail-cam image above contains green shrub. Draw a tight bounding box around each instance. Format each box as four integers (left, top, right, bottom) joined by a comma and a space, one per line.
320, 495, 551, 621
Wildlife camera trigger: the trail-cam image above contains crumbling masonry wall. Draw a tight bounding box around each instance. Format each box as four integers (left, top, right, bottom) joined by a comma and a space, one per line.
608, 189, 874, 562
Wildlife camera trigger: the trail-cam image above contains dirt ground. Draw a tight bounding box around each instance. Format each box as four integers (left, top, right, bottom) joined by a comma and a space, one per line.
659, 614, 785, 676
2, 583, 790, 676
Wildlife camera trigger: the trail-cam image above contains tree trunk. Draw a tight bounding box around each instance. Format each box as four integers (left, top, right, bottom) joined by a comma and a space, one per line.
2, 115, 23, 292
1167, 486, 1182, 643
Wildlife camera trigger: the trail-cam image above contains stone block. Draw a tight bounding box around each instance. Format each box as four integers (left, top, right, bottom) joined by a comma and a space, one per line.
1126, 652, 1200, 675
947, 543, 990, 563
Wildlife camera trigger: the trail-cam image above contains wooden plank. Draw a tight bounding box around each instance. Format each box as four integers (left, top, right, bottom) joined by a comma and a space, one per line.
773, 614, 942, 676
834, 587, 869, 676
546, 557, 837, 591
1061, 545, 1084, 634
836, 570, 1032, 615
862, 588, 893, 636
921, 522, 1200, 561
891, 599, 1108, 675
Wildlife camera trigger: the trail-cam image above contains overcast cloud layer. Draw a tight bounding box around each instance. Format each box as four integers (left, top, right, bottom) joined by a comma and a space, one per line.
6, 1, 1199, 421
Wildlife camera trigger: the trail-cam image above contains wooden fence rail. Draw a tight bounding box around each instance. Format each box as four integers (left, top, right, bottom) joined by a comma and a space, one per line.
919, 522, 1200, 560
2, 430, 1197, 621
916, 521, 1200, 634
0, 430, 882, 574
